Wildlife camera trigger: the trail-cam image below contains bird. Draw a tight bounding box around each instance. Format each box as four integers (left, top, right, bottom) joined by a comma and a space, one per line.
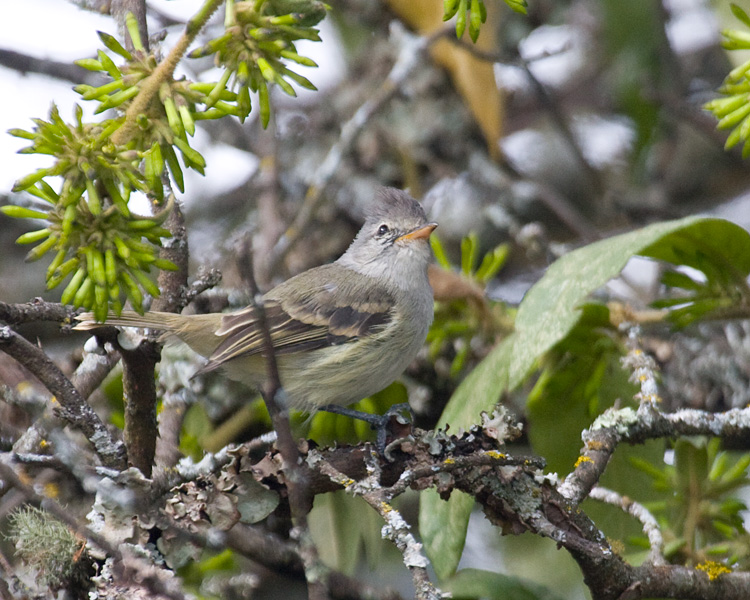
76, 187, 437, 428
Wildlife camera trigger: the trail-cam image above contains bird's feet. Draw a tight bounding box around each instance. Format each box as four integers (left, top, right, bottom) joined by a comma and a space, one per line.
319, 402, 414, 455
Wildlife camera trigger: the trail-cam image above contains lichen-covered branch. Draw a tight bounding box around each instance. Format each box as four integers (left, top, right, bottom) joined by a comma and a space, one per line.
0, 299, 79, 325
0, 325, 126, 470
309, 449, 441, 600
590, 485, 666, 566
0, 456, 189, 600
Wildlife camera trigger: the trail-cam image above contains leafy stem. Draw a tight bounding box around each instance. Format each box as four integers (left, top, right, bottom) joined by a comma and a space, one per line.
111, 0, 225, 146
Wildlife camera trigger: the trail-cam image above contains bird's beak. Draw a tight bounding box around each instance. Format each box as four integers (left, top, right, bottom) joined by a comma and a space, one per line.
396, 223, 438, 243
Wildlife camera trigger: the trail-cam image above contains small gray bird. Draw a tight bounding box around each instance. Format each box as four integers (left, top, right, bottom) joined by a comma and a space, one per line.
76, 188, 437, 419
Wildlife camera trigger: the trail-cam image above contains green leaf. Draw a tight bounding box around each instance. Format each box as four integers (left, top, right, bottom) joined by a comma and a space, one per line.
510, 217, 750, 388
475, 243, 509, 283
460, 232, 478, 276
97, 30, 133, 60
661, 270, 705, 292
419, 490, 474, 581
309, 491, 383, 575
1, 205, 49, 220
430, 235, 452, 269
438, 334, 514, 430
235, 473, 279, 524
443, 568, 567, 600
526, 305, 629, 473
420, 336, 514, 580
732, 3, 750, 30
640, 219, 750, 283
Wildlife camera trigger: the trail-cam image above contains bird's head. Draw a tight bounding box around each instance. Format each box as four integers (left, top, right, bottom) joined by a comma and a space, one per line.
337, 188, 437, 288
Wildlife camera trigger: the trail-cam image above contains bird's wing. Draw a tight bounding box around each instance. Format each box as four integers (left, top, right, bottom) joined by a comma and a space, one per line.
205, 265, 394, 367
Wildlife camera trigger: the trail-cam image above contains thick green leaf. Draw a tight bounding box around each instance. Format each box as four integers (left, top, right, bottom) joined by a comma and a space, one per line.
639, 218, 750, 284
437, 335, 514, 430
511, 216, 750, 385
419, 490, 474, 581
526, 304, 628, 473
443, 568, 567, 600
420, 336, 514, 580
423, 216, 750, 581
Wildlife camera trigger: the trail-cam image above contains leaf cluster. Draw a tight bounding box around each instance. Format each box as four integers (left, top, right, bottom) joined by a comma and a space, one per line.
3, 105, 176, 319
443, 0, 526, 42
2, 1, 327, 321
75, 20, 208, 194
428, 233, 510, 379
654, 259, 750, 328
632, 438, 750, 568
189, 0, 327, 127
704, 4, 750, 157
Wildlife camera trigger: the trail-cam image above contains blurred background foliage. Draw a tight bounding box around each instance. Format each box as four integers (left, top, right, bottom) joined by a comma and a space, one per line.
3, 0, 750, 598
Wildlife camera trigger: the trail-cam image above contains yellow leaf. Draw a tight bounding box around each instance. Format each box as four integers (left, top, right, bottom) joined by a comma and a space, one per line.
385, 0, 504, 159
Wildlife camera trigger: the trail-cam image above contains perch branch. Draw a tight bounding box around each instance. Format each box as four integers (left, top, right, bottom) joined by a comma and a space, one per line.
0, 325, 126, 470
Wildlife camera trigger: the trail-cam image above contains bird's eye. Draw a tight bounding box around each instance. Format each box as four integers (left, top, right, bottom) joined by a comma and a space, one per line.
377, 224, 390, 236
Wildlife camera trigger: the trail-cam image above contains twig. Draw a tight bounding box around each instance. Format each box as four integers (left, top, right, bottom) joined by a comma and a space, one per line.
309, 450, 441, 600
0, 300, 78, 325
71, 345, 121, 400
12, 453, 70, 473
0, 325, 126, 470
621, 324, 661, 407
267, 24, 443, 273
439, 32, 603, 241
236, 237, 327, 600
184, 267, 223, 305
0, 48, 104, 86
589, 485, 666, 566
517, 57, 606, 199
559, 324, 662, 504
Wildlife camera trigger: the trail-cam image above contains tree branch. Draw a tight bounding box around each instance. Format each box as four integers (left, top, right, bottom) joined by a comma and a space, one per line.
0, 325, 126, 470
236, 237, 328, 600
0, 48, 103, 85
0, 299, 79, 325
310, 449, 441, 600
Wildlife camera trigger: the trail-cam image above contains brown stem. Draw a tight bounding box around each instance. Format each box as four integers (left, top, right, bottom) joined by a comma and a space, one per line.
119, 344, 158, 476
111, 0, 224, 146
236, 237, 327, 599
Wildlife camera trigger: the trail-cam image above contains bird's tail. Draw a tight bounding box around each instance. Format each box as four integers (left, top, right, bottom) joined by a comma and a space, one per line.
74, 310, 181, 332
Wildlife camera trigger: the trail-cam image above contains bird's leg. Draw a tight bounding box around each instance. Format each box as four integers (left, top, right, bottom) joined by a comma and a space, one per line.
319, 403, 414, 454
